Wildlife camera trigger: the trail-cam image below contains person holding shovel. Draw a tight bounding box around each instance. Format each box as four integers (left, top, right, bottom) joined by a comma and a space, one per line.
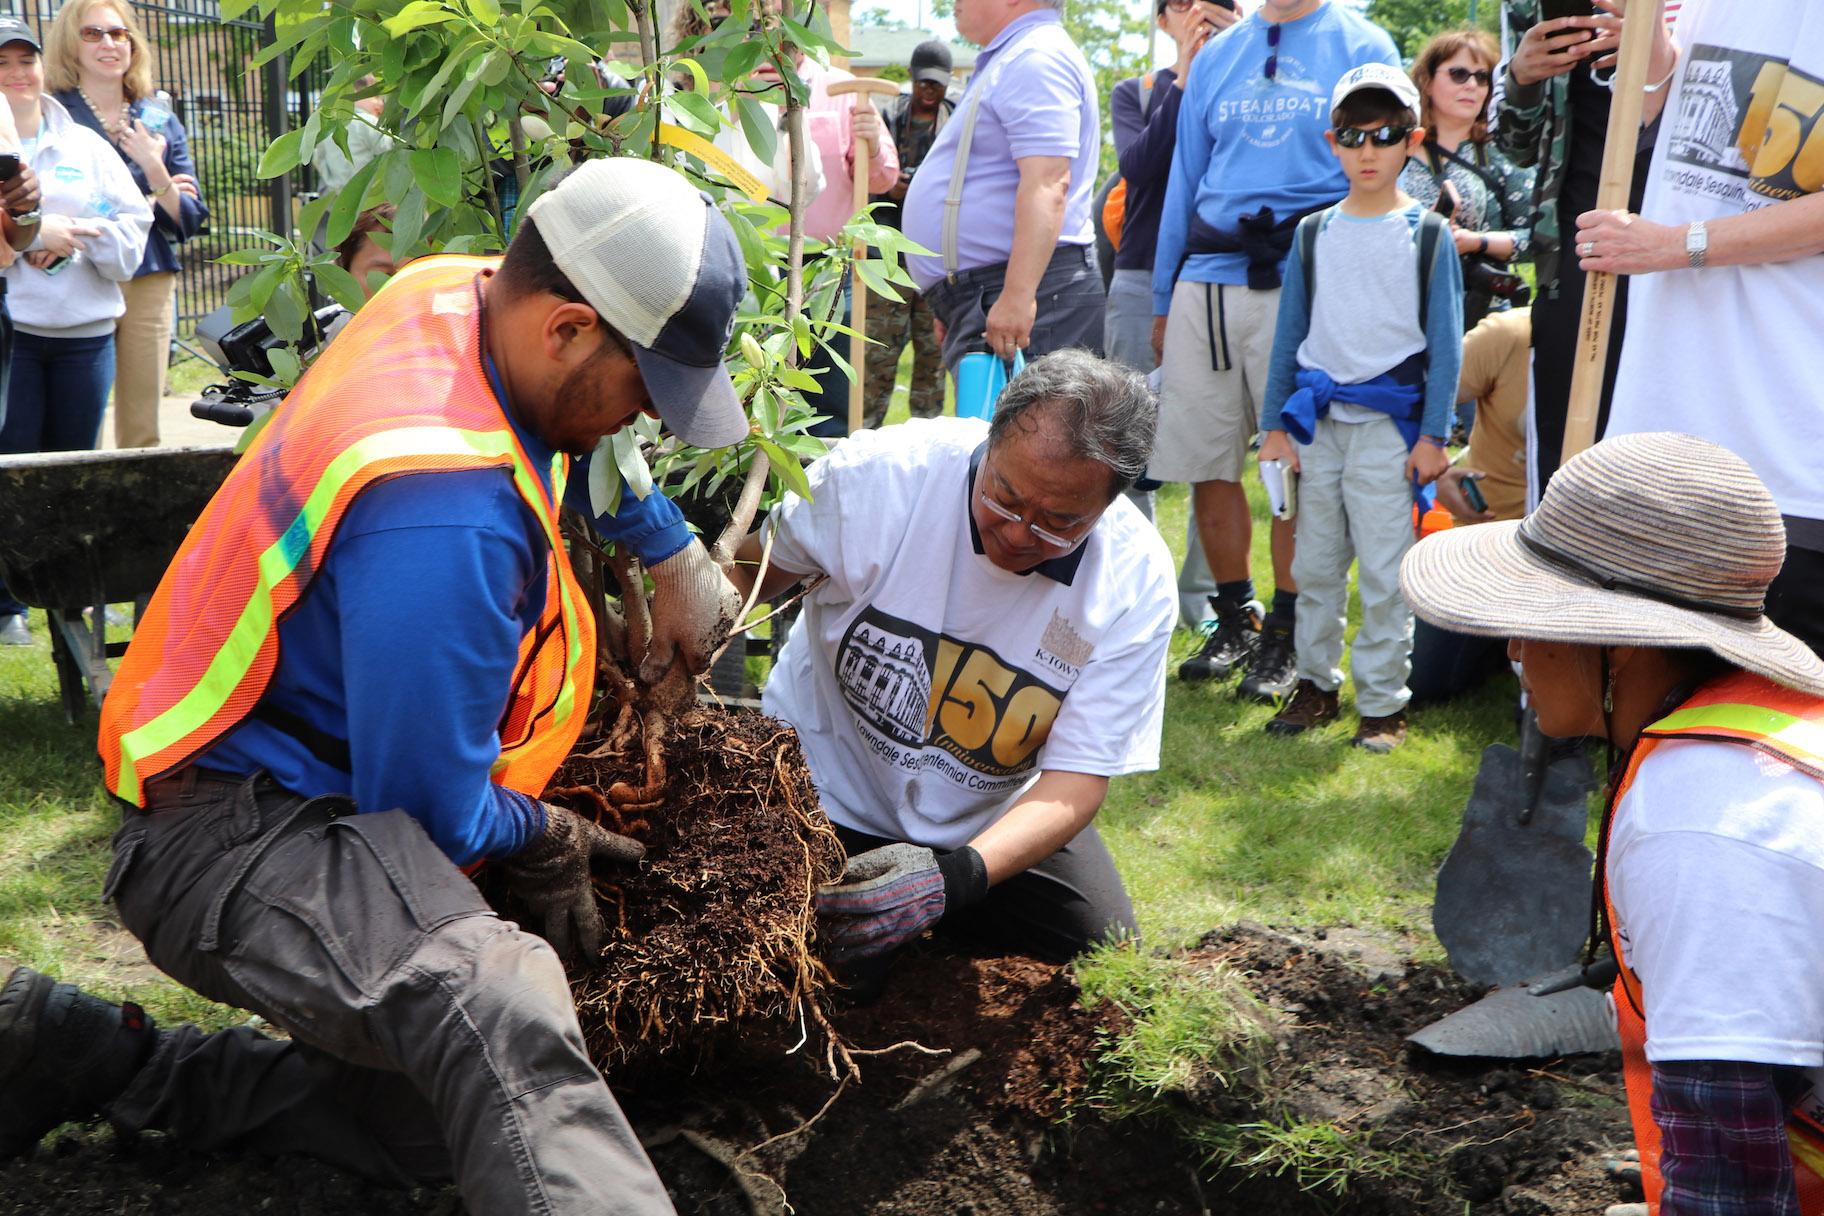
0, 158, 750, 1216
1402, 431, 1824, 1216
731, 351, 1176, 970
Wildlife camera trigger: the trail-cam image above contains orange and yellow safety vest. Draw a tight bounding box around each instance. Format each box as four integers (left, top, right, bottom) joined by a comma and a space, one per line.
1605, 670, 1824, 1214
98, 255, 596, 808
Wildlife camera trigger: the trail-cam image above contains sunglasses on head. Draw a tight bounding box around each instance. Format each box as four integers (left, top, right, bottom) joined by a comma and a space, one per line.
79, 25, 131, 44
1160, 0, 1197, 11
1332, 124, 1414, 148
1444, 65, 1492, 86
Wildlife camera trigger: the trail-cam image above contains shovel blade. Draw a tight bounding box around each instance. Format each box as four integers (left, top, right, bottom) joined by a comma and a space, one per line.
1408, 983, 1618, 1058
1434, 744, 1597, 987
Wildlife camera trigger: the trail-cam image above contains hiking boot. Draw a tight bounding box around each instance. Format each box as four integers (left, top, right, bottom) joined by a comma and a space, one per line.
1237, 613, 1296, 702
1177, 597, 1262, 683
1353, 711, 1409, 754
0, 967, 158, 1159
1264, 680, 1340, 736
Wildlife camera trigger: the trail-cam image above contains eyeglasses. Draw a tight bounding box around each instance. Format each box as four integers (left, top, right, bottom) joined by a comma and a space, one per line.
1264, 22, 1281, 81
1444, 65, 1492, 86
1332, 124, 1414, 148
79, 25, 131, 44
976, 469, 1092, 550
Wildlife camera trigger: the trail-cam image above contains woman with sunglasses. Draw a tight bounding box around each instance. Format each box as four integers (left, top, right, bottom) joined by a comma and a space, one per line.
0, 18, 150, 642
1398, 29, 1535, 332
45, 0, 207, 450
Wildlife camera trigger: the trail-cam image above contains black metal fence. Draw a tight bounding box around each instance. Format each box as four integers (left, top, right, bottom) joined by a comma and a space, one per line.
8, 0, 303, 321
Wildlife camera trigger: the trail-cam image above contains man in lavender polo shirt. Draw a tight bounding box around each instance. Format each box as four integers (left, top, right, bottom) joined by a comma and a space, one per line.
903, 0, 1104, 370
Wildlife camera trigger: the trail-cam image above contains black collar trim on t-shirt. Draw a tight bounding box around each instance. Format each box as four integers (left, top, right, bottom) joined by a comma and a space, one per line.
966, 443, 1087, 586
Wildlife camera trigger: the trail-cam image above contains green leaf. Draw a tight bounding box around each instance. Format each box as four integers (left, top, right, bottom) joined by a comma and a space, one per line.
383, 148, 415, 203
313, 262, 369, 312
734, 95, 777, 172
325, 156, 382, 249
588, 435, 625, 516
852, 257, 903, 304
257, 127, 306, 179
441, 68, 485, 129
267, 344, 303, 385
265, 275, 306, 343
389, 185, 428, 258
383, 1, 458, 37
214, 248, 282, 266
610, 430, 653, 501
410, 146, 462, 209
242, 263, 286, 315
668, 89, 722, 136
756, 436, 812, 501
468, 0, 500, 23
720, 40, 766, 85
478, 47, 511, 88
404, 39, 472, 119
296, 190, 333, 242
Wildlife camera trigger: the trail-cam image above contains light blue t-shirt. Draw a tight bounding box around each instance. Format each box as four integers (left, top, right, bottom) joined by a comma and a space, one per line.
903, 9, 1098, 290
1151, 3, 1399, 313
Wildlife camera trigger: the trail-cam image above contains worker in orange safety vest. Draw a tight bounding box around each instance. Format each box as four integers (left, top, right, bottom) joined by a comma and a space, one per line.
0, 158, 753, 1216
1402, 431, 1824, 1216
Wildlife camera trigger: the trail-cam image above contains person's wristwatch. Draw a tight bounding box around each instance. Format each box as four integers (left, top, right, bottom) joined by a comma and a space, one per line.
1684, 219, 1708, 269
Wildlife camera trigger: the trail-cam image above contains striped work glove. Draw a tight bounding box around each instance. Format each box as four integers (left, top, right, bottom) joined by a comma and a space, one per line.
815, 843, 989, 963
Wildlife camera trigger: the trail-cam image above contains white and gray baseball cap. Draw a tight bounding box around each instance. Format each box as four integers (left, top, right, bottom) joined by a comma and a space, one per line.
1330, 62, 1421, 115
525, 157, 749, 450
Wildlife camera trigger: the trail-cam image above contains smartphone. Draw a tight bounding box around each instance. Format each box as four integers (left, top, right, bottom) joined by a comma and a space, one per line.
1209, 0, 1236, 9
1432, 190, 1457, 221
1462, 476, 1489, 514
0, 154, 17, 182
42, 256, 70, 275
1538, 0, 1593, 22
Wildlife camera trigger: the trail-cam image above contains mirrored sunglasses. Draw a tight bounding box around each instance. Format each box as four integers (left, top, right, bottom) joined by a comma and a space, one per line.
1332, 124, 1414, 149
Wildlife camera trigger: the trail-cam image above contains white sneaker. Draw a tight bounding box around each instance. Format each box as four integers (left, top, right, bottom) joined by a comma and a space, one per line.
0, 614, 30, 646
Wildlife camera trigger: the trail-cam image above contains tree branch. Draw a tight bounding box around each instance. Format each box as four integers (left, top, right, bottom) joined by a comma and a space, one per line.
712, 453, 771, 568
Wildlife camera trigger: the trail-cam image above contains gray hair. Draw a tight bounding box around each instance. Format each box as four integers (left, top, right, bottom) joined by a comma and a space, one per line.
986, 349, 1157, 499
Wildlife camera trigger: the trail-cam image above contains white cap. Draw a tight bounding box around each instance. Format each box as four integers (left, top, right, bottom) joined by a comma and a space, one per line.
1330, 62, 1421, 115
524, 158, 749, 450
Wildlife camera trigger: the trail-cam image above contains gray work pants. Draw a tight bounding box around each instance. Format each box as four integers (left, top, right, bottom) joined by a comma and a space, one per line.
101, 772, 675, 1216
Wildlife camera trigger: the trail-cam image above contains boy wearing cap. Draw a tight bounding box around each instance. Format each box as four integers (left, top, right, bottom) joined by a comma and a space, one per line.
1255, 64, 1462, 752
0, 160, 751, 1215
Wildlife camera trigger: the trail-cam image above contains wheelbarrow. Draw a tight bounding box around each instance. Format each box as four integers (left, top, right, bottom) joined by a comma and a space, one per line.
0, 446, 236, 723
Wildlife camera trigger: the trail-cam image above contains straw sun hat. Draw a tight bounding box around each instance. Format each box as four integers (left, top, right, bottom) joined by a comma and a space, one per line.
1400, 432, 1824, 697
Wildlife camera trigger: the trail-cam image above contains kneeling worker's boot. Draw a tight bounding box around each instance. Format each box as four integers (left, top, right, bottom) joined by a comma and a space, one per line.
0, 966, 158, 1158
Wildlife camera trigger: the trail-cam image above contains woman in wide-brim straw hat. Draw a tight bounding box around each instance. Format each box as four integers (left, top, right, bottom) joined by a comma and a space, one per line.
1402, 431, 1824, 1216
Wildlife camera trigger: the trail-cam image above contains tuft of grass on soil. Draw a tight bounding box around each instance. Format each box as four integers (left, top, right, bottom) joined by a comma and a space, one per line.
1193, 1118, 1417, 1197
1075, 944, 1280, 1119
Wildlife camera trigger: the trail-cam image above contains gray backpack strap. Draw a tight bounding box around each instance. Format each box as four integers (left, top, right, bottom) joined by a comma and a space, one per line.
1415, 209, 1447, 334
1297, 211, 1324, 314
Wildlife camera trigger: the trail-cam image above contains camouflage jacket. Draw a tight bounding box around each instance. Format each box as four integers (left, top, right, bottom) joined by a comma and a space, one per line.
1495, 0, 1660, 297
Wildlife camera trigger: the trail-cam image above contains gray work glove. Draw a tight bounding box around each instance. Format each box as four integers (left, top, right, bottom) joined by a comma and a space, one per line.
816, 843, 989, 964
641, 538, 743, 683
501, 803, 644, 968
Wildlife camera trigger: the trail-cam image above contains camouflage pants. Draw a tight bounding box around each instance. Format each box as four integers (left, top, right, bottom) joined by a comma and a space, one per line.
862, 284, 945, 430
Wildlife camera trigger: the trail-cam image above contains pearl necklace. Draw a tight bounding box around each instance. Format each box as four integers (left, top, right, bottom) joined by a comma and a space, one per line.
75, 83, 131, 139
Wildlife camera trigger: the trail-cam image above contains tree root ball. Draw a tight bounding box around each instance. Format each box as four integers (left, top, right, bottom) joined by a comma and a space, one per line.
536, 706, 847, 1074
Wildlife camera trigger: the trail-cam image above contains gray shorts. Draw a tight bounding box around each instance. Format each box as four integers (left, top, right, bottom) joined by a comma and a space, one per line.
1150, 279, 1281, 484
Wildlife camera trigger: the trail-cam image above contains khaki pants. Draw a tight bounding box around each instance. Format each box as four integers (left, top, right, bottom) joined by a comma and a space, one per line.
112, 271, 177, 449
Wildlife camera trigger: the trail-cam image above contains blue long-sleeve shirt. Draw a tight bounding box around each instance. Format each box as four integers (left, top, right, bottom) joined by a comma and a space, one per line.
1151, 5, 1398, 315
1109, 68, 1179, 273
202, 354, 689, 865
1261, 204, 1463, 442
56, 91, 208, 279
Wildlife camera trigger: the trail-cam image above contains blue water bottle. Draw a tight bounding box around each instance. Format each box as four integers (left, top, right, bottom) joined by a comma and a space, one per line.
954, 349, 1025, 421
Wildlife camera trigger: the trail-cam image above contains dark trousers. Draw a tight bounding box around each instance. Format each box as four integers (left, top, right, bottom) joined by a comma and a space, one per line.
0, 328, 110, 617
1528, 259, 1629, 496
923, 244, 1107, 373
1409, 618, 1511, 707
103, 773, 674, 1216
833, 820, 1138, 963
1768, 542, 1824, 659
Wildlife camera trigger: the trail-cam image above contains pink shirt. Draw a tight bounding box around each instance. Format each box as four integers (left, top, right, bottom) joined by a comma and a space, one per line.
799, 60, 900, 242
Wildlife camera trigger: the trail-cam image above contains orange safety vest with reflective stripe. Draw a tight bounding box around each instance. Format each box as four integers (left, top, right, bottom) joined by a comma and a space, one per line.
1603, 671, 1824, 1215
98, 255, 596, 811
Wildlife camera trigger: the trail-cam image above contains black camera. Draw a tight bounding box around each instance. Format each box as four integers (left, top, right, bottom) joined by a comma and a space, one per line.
189, 302, 349, 428
1463, 258, 1531, 304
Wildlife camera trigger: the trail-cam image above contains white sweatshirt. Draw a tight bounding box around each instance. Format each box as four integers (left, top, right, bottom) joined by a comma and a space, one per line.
6, 95, 152, 339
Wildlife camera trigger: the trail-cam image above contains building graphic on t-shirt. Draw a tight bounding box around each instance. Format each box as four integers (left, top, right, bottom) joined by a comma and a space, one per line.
837, 606, 1070, 782
838, 616, 935, 747
1669, 56, 1751, 175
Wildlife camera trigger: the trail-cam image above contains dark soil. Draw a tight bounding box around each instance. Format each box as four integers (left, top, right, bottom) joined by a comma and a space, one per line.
0, 926, 1639, 1216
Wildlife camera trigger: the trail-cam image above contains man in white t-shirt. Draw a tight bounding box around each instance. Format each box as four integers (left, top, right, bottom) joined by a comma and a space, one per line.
1575, 0, 1824, 658
732, 351, 1176, 964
